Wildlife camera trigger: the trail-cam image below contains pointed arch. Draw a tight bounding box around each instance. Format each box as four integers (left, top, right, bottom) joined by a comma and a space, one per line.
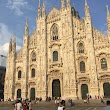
18, 70, 22, 79
31, 68, 35, 77
51, 23, 59, 41
77, 41, 85, 53
53, 51, 58, 61
80, 61, 85, 72
100, 58, 107, 70
31, 51, 36, 61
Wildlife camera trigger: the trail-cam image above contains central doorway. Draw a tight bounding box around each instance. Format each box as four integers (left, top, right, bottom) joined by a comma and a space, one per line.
81, 84, 88, 99
52, 79, 61, 98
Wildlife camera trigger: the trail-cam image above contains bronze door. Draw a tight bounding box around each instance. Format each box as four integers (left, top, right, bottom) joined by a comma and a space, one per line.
52, 79, 61, 97
81, 84, 88, 99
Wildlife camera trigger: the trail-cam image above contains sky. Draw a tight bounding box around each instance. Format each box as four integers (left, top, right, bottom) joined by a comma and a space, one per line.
0, 0, 110, 66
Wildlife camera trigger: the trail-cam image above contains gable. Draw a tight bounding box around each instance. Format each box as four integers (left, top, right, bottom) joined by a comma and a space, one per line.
48, 7, 60, 18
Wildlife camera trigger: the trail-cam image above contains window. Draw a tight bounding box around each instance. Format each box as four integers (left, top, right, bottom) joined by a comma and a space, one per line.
101, 58, 107, 70
78, 42, 84, 53
32, 52, 36, 61
80, 61, 85, 72
53, 51, 58, 61
51, 24, 58, 41
31, 68, 35, 77
18, 70, 21, 79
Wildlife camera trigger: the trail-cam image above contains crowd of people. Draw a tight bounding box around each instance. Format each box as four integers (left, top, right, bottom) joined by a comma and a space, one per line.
13, 98, 32, 110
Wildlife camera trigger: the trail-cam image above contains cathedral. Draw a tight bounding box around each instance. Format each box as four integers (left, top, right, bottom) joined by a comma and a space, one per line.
4, 0, 110, 101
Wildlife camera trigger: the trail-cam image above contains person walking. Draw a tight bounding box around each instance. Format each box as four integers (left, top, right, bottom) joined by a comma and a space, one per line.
14, 99, 23, 110
57, 102, 64, 110
28, 100, 32, 110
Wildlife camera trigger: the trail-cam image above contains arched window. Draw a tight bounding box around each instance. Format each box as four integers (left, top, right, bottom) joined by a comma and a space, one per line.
101, 58, 107, 70
78, 42, 84, 53
18, 70, 21, 79
31, 68, 35, 77
17, 89, 21, 98
80, 61, 85, 72
51, 24, 58, 41
53, 51, 58, 61
32, 52, 36, 61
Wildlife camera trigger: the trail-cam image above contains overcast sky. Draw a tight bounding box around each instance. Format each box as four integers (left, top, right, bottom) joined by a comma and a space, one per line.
0, 0, 110, 66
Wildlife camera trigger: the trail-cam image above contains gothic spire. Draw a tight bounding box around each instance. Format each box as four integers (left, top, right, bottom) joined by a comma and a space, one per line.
85, 0, 91, 19
9, 37, 12, 53
61, 0, 65, 9
106, 5, 110, 38
24, 18, 29, 35
66, 0, 71, 8
38, 0, 41, 18
42, 0, 46, 17
12, 36, 16, 53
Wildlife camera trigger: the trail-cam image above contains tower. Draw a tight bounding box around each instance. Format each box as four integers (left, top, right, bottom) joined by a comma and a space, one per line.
84, 0, 98, 96
4, 37, 16, 100
22, 18, 29, 99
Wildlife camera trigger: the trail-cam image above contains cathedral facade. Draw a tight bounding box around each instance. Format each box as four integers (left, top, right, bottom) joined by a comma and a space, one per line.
4, 0, 110, 101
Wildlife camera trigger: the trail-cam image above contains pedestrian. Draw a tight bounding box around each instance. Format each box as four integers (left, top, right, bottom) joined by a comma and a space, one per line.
57, 101, 66, 110
23, 100, 29, 110
87, 95, 90, 103
14, 99, 23, 110
100, 96, 104, 104
28, 100, 32, 110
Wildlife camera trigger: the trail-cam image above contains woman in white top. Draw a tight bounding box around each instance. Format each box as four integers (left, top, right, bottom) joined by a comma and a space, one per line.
57, 102, 66, 110
14, 100, 23, 110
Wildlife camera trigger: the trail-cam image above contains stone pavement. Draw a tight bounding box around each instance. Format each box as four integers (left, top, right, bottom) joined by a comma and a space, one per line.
0, 100, 107, 110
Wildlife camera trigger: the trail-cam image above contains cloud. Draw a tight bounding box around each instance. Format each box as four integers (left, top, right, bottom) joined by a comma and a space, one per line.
0, 23, 21, 66
7, 0, 28, 16
0, 23, 12, 45
0, 43, 21, 56
0, 43, 21, 66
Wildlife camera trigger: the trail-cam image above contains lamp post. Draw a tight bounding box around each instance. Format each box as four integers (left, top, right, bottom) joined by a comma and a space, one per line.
0, 55, 7, 66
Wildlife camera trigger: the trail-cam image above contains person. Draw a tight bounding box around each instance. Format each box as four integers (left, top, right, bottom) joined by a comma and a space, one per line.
57, 101, 66, 110
87, 95, 90, 103
100, 96, 104, 104
14, 99, 23, 110
28, 100, 32, 110
23, 100, 29, 110
102, 100, 110, 110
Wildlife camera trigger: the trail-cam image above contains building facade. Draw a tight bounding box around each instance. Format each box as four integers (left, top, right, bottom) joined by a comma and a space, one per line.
4, 0, 110, 100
